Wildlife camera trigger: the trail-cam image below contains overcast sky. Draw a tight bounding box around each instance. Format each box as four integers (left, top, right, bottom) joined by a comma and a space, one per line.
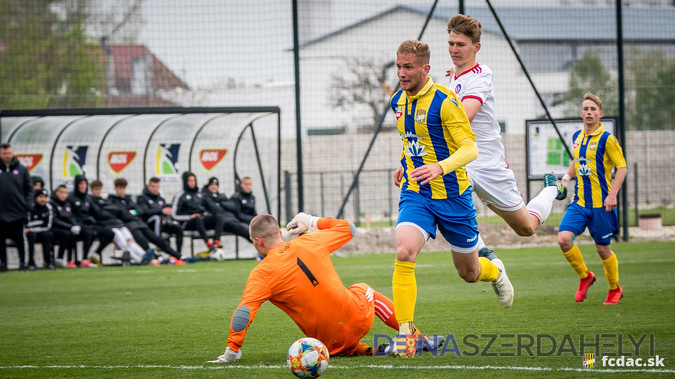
134, 0, 442, 89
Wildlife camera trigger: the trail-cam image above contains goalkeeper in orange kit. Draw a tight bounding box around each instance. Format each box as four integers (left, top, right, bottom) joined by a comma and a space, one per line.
209, 212, 441, 363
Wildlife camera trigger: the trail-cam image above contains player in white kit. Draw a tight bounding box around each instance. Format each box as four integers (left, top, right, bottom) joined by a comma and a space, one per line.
446, 14, 567, 255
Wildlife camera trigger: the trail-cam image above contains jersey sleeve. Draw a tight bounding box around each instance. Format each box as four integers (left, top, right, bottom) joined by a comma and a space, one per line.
460, 71, 491, 104
226, 267, 272, 351
606, 135, 626, 168
440, 97, 476, 143
297, 218, 355, 256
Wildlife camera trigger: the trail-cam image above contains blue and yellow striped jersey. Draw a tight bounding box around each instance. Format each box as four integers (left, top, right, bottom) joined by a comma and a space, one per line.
571, 123, 626, 208
391, 78, 475, 199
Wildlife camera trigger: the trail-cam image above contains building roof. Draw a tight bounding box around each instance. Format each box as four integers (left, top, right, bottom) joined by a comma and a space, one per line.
298, 5, 675, 48
105, 45, 190, 93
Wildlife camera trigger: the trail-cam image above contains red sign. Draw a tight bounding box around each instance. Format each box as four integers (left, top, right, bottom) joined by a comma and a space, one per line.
15, 154, 43, 172
108, 151, 136, 174
200, 149, 227, 171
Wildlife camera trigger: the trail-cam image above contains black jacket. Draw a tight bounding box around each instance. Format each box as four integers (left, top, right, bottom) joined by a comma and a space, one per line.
136, 187, 171, 222
50, 194, 77, 230
231, 186, 257, 224
108, 194, 146, 230
172, 172, 207, 222
201, 185, 238, 221
90, 195, 125, 228
26, 202, 53, 233
0, 157, 33, 223
68, 175, 98, 226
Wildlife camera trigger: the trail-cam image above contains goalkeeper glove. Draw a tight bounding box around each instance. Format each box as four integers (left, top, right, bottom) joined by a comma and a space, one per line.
286, 212, 319, 235
207, 347, 241, 364
70, 225, 81, 235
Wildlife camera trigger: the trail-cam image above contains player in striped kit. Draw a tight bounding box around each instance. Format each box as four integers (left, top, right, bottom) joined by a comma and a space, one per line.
558, 93, 626, 304
391, 39, 513, 357
446, 15, 567, 256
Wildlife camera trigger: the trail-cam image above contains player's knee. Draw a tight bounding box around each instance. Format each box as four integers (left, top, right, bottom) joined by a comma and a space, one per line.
557, 234, 573, 251
395, 245, 417, 262
513, 224, 537, 237
457, 266, 480, 283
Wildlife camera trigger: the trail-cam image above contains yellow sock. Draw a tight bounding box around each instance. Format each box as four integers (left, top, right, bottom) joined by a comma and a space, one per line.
562, 244, 588, 279
601, 252, 619, 290
477, 257, 499, 282
392, 260, 416, 326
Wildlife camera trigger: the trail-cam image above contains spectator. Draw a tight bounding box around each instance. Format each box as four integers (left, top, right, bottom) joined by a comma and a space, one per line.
89, 179, 154, 265
202, 177, 250, 241
173, 172, 224, 251
0, 143, 32, 273
110, 178, 182, 261
68, 175, 114, 267
232, 176, 257, 224
50, 185, 78, 267
31, 176, 44, 191
26, 189, 56, 270
136, 177, 184, 256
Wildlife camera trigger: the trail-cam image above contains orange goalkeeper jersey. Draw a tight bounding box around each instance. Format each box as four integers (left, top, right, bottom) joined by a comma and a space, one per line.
226, 218, 375, 356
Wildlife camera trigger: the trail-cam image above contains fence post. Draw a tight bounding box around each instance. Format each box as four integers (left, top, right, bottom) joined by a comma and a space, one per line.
634, 162, 638, 228
284, 170, 292, 224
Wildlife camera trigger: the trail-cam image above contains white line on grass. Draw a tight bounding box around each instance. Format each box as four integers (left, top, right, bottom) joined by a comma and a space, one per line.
1, 364, 673, 374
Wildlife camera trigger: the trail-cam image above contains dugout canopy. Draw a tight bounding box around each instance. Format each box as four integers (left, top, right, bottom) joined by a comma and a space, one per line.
0, 107, 280, 219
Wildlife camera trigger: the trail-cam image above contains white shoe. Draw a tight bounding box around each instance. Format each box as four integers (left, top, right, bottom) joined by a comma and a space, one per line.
491, 259, 514, 308
54, 258, 67, 268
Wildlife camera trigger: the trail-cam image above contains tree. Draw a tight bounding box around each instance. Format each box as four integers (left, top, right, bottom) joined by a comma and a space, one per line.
626, 49, 675, 130
0, 0, 105, 109
561, 49, 618, 117
331, 57, 394, 133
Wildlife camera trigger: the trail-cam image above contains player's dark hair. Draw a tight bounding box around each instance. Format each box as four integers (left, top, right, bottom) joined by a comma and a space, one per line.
148, 177, 160, 184
447, 14, 482, 44
90, 179, 103, 189
114, 178, 128, 188
0, 142, 11, 149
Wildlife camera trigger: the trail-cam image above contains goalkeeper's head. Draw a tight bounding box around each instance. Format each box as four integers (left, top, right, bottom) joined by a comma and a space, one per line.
249, 214, 283, 258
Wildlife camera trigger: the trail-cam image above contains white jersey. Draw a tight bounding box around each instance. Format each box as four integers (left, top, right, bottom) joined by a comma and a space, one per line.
449, 63, 505, 166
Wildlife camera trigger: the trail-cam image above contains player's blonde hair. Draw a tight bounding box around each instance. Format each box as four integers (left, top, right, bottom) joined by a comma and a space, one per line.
447, 14, 482, 44
583, 93, 603, 109
249, 214, 279, 241
397, 40, 430, 65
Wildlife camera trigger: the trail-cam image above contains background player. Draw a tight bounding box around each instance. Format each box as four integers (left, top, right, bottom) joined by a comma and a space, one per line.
446, 15, 566, 254
391, 40, 513, 356
210, 212, 436, 363
557, 93, 626, 305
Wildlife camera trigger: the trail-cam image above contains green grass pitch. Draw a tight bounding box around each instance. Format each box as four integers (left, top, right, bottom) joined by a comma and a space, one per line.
1, 241, 673, 378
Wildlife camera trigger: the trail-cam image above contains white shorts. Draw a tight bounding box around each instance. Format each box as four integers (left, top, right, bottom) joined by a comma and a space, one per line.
467, 161, 525, 212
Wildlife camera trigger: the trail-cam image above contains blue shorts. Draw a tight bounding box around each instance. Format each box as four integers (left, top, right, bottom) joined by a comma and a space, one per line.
396, 189, 479, 252
559, 203, 618, 246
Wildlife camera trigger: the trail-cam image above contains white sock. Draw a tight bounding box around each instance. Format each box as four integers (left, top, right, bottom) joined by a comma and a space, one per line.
526, 186, 558, 224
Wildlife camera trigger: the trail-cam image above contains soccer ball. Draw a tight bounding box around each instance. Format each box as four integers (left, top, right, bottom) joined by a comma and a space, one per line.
287, 337, 329, 378
210, 248, 226, 261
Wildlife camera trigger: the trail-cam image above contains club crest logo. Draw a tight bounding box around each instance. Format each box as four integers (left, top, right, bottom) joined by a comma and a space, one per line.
583, 353, 596, 369
395, 107, 404, 121
156, 143, 180, 175
63, 146, 88, 177
415, 109, 426, 124
455, 83, 461, 93
15, 154, 43, 172
199, 149, 227, 171
108, 151, 136, 174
